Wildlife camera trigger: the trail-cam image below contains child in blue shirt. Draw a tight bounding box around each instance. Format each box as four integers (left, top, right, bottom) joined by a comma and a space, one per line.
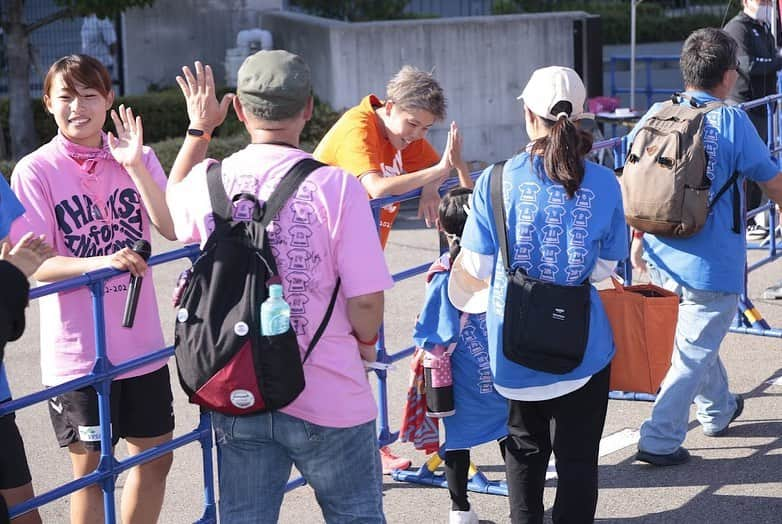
413, 187, 508, 524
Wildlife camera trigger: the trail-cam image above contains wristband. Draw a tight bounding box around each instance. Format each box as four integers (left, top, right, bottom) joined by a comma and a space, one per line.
352, 331, 379, 346
186, 128, 211, 141
632, 230, 645, 240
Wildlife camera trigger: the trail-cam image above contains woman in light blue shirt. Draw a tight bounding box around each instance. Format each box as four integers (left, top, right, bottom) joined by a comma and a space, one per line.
457, 67, 627, 524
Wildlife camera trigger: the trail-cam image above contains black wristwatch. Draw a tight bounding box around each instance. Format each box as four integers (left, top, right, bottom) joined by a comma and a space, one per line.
186, 128, 211, 140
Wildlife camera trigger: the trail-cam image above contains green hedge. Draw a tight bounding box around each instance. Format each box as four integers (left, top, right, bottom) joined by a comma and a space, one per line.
0, 90, 341, 161
492, 1, 737, 44
1, 132, 323, 182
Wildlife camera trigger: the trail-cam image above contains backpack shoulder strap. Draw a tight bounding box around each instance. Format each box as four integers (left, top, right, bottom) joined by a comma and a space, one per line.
489, 161, 510, 273
261, 158, 326, 228
263, 156, 333, 363
709, 171, 742, 234
302, 277, 341, 363
206, 161, 232, 223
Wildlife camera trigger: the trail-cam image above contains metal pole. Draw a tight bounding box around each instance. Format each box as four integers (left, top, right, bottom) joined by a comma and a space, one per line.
630, 1, 637, 110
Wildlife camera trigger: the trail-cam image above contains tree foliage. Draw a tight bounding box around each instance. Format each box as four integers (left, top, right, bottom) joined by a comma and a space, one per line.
290, 0, 411, 22
1, 0, 156, 159
53, 0, 155, 20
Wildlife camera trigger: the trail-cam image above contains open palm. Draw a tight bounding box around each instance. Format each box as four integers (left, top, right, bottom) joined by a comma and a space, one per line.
108, 104, 144, 168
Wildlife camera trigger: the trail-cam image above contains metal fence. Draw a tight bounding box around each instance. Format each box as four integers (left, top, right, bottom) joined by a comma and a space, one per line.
0, 0, 122, 97
405, 0, 492, 17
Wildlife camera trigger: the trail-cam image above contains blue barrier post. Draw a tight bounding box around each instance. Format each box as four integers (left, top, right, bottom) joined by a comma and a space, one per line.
3, 245, 216, 523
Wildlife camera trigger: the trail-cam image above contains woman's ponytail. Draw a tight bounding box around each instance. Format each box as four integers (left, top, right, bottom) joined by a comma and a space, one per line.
530, 101, 593, 198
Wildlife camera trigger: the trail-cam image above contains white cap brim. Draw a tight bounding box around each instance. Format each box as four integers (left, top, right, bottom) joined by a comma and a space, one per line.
447, 251, 490, 314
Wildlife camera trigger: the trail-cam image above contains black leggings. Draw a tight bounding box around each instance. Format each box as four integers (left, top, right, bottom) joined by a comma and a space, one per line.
444, 439, 507, 512
504, 365, 610, 524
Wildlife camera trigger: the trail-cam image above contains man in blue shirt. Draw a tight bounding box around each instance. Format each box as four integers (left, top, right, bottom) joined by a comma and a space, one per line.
629, 28, 782, 466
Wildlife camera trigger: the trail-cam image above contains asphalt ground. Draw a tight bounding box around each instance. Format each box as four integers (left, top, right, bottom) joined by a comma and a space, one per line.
4, 202, 782, 523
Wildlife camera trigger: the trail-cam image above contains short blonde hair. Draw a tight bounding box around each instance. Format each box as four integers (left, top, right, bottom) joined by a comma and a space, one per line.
386, 65, 446, 121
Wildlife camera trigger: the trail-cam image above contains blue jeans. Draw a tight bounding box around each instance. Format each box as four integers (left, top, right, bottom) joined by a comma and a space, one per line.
212, 411, 385, 524
638, 265, 739, 455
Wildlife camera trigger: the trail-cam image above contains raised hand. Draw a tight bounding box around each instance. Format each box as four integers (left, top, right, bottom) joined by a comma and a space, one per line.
0, 232, 54, 277
108, 104, 144, 168
176, 61, 234, 134
436, 123, 455, 173
447, 121, 465, 169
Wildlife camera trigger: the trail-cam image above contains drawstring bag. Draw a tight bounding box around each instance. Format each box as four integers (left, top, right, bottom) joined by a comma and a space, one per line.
599, 278, 679, 394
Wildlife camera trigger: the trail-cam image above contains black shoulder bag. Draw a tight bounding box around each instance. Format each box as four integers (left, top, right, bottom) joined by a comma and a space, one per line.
490, 161, 591, 374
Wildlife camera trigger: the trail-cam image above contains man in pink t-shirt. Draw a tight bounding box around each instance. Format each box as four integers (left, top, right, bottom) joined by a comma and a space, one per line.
166, 51, 393, 522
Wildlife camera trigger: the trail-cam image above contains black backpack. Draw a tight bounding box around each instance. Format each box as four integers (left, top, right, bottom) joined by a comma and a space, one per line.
174, 158, 340, 415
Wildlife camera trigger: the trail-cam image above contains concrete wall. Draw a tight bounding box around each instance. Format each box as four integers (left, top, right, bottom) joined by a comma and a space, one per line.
122, 0, 281, 94
261, 11, 592, 164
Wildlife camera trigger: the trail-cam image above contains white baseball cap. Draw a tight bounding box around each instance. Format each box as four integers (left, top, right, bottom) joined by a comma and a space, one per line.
518, 66, 594, 121
447, 251, 490, 314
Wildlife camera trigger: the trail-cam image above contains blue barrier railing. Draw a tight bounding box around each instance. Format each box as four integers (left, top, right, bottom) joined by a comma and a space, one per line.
0, 244, 217, 523
609, 55, 680, 109
6, 89, 782, 520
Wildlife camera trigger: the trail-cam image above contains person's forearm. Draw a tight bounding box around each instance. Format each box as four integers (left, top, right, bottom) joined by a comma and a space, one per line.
361, 165, 448, 198
347, 292, 384, 342
761, 175, 782, 206
126, 163, 176, 240
34, 255, 109, 283
358, 343, 377, 363
168, 134, 212, 186
454, 160, 474, 189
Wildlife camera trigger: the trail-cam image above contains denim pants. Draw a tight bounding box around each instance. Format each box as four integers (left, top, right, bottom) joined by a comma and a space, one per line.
638, 265, 739, 455
212, 410, 385, 524
504, 366, 610, 524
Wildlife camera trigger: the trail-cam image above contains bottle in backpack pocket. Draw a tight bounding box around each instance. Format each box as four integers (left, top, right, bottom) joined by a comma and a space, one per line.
423, 347, 455, 418
260, 284, 291, 336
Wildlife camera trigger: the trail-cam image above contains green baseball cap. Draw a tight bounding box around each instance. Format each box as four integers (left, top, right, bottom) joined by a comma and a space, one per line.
237, 50, 311, 121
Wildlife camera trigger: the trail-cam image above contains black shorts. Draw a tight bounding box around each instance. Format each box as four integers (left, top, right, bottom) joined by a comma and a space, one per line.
48, 365, 174, 451
0, 404, 33, 490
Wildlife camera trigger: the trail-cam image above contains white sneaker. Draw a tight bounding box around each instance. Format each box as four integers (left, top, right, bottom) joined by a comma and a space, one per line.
449, 508, 479, 524
746, 224, 769, 241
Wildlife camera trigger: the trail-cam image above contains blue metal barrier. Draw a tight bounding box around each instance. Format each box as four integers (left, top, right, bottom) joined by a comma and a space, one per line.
7, 88, 782, 518
609, 55, 680, 109
0, 244, 217, 523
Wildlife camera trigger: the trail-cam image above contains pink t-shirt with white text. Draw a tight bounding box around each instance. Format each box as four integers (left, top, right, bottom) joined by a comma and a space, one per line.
10, 134, 168, 386
167, 144, 393, 428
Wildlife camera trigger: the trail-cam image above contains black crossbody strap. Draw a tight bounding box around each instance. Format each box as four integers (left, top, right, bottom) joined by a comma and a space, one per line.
206, 162, 232, 223
302, 278, 341, 363
489, 161, 511, 273
709, 171, 742, 234
261, 158, 326, 228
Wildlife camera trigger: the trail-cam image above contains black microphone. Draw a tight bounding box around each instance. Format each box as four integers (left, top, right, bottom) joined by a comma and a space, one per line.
122, 240, 151, 328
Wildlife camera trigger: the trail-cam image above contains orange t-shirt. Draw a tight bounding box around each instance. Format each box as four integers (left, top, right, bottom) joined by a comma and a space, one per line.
313, 94, 440, 248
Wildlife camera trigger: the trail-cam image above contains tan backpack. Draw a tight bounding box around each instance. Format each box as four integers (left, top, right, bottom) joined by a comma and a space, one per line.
620, 94, 740, 238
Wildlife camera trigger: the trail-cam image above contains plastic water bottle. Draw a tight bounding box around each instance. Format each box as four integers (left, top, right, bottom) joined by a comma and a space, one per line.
260, 284, 290, 336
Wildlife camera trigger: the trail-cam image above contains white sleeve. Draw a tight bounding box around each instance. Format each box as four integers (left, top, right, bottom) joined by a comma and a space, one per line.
461, 247, 494, 279
590, 258, 619, 283
101, 19, 117, 46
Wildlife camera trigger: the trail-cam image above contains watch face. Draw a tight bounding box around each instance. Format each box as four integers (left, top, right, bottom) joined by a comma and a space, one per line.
188, 129, 205, 137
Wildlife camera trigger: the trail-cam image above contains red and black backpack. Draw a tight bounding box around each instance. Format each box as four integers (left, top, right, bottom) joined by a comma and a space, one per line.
174, 158, 340, 415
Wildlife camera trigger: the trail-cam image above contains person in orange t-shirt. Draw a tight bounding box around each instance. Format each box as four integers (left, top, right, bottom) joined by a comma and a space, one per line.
314, 65, 472, 248
314, 66, 472, 474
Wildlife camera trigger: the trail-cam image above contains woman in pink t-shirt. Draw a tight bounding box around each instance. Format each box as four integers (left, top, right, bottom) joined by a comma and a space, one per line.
9, 55, 176, 524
